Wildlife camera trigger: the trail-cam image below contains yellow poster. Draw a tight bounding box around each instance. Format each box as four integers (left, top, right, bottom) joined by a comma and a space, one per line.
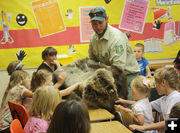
31, 0, 66, 37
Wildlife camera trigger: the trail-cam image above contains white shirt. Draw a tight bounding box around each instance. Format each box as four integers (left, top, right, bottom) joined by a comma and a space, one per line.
151, 90, 180, 119
132, 98, 155, 133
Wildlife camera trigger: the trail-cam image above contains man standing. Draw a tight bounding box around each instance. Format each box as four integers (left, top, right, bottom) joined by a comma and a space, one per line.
88, 7, 140, 100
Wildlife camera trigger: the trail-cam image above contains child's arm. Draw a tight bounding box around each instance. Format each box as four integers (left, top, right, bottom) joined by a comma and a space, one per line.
23, 89, 33, 98
54, 72, 67, 89
146, 65, 152, 78
129, 121, 165, 131
114, 104, 133, 113
115, 98, 136, 105
115, 104, 145, 125
59, 82, 81, 97
133, 114, 144, 125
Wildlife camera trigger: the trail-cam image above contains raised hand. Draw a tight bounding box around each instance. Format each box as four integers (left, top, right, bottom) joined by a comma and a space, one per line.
16, 50, 26, 61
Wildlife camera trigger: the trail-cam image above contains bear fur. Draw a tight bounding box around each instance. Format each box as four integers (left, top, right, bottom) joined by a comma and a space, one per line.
54, 58, 128, 112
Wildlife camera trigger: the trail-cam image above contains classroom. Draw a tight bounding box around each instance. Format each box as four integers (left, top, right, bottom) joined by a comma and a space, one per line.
0, 0, 180, 133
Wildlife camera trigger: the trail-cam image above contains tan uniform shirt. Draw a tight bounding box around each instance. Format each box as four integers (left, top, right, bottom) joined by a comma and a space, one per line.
88, 24, 140, 75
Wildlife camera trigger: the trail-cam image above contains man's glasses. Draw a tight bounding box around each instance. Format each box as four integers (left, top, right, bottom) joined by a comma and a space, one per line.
89, 11, 104, 18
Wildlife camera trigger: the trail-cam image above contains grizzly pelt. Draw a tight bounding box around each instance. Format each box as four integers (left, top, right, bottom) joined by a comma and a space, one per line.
54, 58, 128, 112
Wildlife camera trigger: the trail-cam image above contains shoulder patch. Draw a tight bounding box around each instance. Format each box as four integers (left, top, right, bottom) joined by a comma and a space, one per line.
114, 45, 124, 54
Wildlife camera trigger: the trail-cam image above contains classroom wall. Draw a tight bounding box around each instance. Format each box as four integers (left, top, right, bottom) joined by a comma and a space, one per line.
0, 0, 180, 70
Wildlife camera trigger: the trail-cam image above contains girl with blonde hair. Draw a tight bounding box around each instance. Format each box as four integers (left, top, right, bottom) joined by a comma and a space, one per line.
31, 69, 80, 96
23, 69, 81, 111
115, 76, 156, 133
31, 69, 68, 92
24, 86, 61, 133
129, 67, 180, 132
0, 70, 33, 133
30, 69, 55, 92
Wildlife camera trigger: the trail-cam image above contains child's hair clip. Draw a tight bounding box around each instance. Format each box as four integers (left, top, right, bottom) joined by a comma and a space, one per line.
143, 78, 150, 85
14, 62, 23, 70
163, 66, 169, 68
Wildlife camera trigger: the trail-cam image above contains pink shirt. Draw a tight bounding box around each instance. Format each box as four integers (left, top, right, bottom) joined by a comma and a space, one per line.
23, 97, 33, 112
24, 117, 49, 133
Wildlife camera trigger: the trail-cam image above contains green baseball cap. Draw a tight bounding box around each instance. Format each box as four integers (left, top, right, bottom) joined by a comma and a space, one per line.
89, 7, 107, 21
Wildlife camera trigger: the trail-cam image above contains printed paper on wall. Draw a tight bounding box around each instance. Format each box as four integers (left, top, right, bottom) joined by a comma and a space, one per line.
164, 21, 178, 46
79, 7, 94, 42
144, 38, 163, 53
156, 0, 180, 6
32, 0, 66, 37
119, 0, 149, 34
79, 7, 104, 42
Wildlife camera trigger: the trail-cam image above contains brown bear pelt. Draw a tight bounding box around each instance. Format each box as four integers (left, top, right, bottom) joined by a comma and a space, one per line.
54, 58, 128, 112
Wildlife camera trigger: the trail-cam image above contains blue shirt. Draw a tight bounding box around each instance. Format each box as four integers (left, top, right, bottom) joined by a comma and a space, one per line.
138, 57, 149, 76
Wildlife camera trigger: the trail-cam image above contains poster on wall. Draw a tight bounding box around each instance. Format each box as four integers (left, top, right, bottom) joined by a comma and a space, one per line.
0, 11, 14, 45
156, 0, 180, 6
119, 0, 149, 34
79, 7, 95, 42
164, 21, 180, 46
144, 38, 163, 53
31, 0, 66, 37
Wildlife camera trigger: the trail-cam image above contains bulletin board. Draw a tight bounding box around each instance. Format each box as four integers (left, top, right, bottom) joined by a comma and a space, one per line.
0, 0, 180, 70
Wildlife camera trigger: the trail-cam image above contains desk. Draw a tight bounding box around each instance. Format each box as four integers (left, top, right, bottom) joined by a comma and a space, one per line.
148, 59, 174, 70
149, 62, 173, 69
90, 121, 132, 133
88, 109, 115, 122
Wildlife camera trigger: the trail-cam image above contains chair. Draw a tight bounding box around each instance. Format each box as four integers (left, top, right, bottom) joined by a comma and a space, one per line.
8, 100, 29, 128
10, 119, 24, 133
